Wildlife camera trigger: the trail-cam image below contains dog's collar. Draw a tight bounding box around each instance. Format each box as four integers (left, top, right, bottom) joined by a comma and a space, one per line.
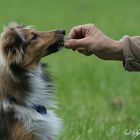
8, 96, 47, 115
31, 104, 47, 115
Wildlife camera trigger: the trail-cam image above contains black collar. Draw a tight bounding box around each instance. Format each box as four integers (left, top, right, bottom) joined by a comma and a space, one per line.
31, 104, 47, 115
8, 96, 47, 115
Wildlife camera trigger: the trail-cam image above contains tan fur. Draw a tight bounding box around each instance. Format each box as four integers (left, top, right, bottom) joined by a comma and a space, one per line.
1, 26, 62, 70
11, 121, 37, 140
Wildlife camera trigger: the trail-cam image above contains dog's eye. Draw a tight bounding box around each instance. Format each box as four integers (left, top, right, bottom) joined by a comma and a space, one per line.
31, 33, 38, 41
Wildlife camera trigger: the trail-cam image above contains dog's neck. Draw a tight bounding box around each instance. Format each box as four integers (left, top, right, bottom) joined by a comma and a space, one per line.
0, 65, 29, 103
0, 63, 54, 107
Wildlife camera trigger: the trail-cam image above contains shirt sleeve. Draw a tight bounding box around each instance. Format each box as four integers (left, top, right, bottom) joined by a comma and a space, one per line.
120, 35, 140, 71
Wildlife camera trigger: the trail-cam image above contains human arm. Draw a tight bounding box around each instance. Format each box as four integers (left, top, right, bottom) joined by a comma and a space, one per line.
64, 24, 140, 71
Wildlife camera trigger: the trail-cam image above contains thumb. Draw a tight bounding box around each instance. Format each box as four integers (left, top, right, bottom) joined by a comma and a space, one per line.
64, 38, 87, 49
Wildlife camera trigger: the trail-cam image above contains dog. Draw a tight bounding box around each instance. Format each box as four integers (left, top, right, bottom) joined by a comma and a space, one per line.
0, 22, 65, 140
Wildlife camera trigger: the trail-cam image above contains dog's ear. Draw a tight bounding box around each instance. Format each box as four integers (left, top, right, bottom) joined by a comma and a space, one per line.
1, 27, 25, 54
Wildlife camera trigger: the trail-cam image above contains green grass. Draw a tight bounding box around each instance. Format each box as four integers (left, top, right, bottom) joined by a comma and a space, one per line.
0, 0, 140, 139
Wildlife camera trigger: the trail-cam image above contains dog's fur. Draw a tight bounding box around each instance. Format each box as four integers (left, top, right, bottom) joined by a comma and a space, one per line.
0, 22, 65, 140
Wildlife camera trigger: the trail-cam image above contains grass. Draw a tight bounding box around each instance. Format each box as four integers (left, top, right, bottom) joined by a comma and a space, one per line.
0, 0, 140, 139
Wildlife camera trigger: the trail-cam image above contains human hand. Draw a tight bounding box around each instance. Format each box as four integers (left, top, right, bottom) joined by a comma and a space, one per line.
64, 24, 124, 60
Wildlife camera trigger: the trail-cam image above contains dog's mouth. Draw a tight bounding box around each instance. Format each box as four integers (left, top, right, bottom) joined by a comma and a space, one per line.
46, 39, 64, 55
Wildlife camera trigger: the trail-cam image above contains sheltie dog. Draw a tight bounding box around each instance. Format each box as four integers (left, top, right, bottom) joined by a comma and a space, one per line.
0, 22, 65, 140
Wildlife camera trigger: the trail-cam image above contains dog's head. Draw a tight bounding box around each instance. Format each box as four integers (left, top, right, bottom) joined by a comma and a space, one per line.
0, 22, 65, 70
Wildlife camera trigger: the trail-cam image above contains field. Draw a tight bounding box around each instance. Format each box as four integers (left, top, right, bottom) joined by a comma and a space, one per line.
0, 0, 140, 139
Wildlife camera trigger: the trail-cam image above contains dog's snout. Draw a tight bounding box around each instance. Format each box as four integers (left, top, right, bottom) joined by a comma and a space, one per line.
56, 30, 65, 35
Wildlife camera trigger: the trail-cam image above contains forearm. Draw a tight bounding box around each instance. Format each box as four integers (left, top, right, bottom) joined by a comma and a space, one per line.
99, 35, 140, 71
110, 40, 124, 61
95, 39, 124, 61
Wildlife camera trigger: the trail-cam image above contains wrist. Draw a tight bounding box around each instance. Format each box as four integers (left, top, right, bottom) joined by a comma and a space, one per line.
111, 40, 124, 61
95, 38, 124, 61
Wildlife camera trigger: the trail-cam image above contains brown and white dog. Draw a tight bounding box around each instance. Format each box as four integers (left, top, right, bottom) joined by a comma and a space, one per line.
0, 22, 65, 140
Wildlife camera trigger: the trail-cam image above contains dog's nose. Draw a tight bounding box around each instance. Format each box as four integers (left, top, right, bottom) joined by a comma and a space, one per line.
56, 30, 66, 35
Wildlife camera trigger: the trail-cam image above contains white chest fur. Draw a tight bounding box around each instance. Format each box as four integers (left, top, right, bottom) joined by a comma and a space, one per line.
15, 105, 62, 140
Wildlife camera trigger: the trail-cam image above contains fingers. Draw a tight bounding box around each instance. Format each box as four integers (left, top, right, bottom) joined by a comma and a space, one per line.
64, 38, 88, 49
77, 48, 92, 56
67, 25, 85, 39
66, 27, 77, 39
64, 24, 95, 55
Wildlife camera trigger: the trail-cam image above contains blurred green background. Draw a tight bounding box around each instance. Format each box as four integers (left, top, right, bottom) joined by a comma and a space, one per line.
0, 0, 140, 139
